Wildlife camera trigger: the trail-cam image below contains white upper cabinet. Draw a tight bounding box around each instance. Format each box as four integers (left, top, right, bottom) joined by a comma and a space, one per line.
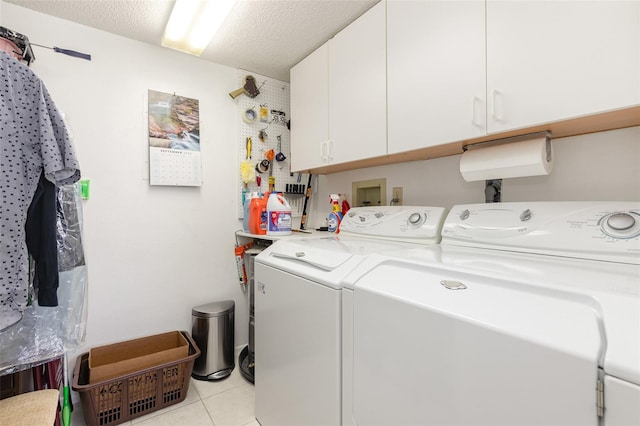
290, 43, 329, 172
290, 1, 386, 172
290, 0, 639, 173
486, 0, 640, 134
329, 0, 387, 165
387, 0, 486, 154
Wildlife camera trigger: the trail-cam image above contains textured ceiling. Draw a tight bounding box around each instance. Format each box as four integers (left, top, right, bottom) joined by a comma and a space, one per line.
5, 0, 379, 82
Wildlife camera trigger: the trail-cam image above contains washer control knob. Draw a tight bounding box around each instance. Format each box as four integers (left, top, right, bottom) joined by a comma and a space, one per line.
520, 209, 532, 222
600, 212, 640, 239
607, 213, 635, 231
460, 209, 470, 220
408, 213, 422, 225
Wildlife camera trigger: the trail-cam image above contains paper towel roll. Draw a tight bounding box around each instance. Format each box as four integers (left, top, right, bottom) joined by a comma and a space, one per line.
459, 136, 553, 182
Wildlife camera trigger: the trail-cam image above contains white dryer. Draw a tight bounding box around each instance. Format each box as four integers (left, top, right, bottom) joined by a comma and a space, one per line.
254, 206, 446, 426
344, 202, 640, 426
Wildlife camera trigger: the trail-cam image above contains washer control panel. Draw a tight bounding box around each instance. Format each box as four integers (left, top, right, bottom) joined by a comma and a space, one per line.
340, 206, 447, 243
600, 212, 640, 239
443, 202, 640, 264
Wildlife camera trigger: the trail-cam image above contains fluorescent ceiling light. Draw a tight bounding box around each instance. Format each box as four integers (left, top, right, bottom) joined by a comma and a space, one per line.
162, 0, 236, 56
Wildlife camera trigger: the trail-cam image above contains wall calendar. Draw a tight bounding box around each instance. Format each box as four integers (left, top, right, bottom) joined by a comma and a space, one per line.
148, 89, 202, 186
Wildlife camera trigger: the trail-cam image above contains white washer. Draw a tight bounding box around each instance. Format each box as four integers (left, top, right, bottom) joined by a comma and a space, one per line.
344, 202, 640, 426
254, 206, 446, 426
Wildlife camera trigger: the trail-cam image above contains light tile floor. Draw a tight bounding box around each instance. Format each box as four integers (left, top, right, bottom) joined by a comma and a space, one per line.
71, 366, 257, 426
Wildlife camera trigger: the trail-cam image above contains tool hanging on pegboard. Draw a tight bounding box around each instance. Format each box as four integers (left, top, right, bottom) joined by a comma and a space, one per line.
229, 75, 260, 99
299, 174, 313, 230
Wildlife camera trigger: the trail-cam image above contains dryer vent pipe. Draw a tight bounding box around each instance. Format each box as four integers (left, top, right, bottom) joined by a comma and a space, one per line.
485, 179, 502, 203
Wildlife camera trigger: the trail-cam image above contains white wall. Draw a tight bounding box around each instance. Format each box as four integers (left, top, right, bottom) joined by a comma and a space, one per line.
309, 126, 640, 225
2, 3, 249, 358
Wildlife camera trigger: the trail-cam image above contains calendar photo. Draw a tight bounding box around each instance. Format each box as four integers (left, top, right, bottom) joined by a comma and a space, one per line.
148, 89, 202, 186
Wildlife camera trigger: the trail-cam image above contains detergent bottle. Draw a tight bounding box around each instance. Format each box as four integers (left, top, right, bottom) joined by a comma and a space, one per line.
249, 192, 268, 235
259, 192, 270, 234
267, 192, 292, 235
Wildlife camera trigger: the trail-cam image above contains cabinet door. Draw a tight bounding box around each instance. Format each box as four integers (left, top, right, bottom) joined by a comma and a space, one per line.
387, 0, 486, 154
328, 1, 387, 165
487, 1, 640, 134
291, 43, 329, 172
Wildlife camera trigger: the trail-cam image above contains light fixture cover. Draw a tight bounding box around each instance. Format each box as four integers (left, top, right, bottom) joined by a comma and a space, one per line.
162, 0, 236, 56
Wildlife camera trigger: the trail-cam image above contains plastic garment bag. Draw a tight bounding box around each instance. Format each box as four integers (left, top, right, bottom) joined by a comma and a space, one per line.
0, 183, 88, 374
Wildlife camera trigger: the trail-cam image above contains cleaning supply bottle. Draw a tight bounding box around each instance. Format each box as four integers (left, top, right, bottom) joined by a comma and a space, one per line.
328, 194, 342, 233
258, 192, 270, 235
267, 192, 292, 235
330, 194, 341, 213
341, 198, 350, 216
243, 192, 254, 232
249, 192, 266, 235
328, 211, 342, 233
234, 245, 247, 284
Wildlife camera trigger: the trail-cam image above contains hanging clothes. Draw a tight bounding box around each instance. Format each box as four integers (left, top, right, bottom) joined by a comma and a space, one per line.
0, 50, 80, 331
25, 172, 59, 306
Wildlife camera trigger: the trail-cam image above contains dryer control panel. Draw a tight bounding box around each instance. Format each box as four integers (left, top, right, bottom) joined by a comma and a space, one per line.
340, 206, 447, 244
442, 202, 640, 264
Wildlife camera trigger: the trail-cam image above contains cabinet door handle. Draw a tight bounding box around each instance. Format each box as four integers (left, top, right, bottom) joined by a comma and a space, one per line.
327, 140, 334, 161
491, 89, 504, 121
320, 141, 327, 161
472, 96, 483, 128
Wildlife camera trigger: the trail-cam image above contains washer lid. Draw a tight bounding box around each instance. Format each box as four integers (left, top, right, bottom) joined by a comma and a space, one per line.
255, 238, 361, 289
270, 242, 353, 271
256, 236, 421, 289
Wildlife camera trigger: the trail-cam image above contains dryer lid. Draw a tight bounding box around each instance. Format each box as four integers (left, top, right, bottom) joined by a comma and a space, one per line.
351, 260, 603, 425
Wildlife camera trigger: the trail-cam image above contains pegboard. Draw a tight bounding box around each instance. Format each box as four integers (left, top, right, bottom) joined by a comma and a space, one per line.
236, 69, 309, 219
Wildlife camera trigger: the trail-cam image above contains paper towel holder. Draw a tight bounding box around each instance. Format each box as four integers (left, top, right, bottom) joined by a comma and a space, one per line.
461, 131, 552, 203
462, 130, 552, 163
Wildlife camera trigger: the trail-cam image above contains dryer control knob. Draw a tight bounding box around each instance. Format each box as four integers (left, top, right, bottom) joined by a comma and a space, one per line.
606, 213, 635, 231
460, 209, 470, 220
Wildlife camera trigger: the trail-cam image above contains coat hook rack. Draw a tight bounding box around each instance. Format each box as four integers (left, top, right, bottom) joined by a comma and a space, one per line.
30, 42, 91, 61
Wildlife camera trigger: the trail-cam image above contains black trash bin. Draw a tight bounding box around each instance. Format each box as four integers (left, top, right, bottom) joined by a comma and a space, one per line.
239, 246, 264, 384
191, 300, 235, 380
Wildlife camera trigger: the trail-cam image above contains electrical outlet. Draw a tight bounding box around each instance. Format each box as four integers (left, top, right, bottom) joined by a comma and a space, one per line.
392, 187, 403, 206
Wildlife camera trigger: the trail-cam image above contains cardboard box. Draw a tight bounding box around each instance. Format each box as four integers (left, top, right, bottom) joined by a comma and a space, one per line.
89, 331, 189, 384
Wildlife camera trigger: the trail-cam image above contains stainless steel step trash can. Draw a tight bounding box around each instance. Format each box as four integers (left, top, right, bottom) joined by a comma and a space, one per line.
191, 300, 235, 380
